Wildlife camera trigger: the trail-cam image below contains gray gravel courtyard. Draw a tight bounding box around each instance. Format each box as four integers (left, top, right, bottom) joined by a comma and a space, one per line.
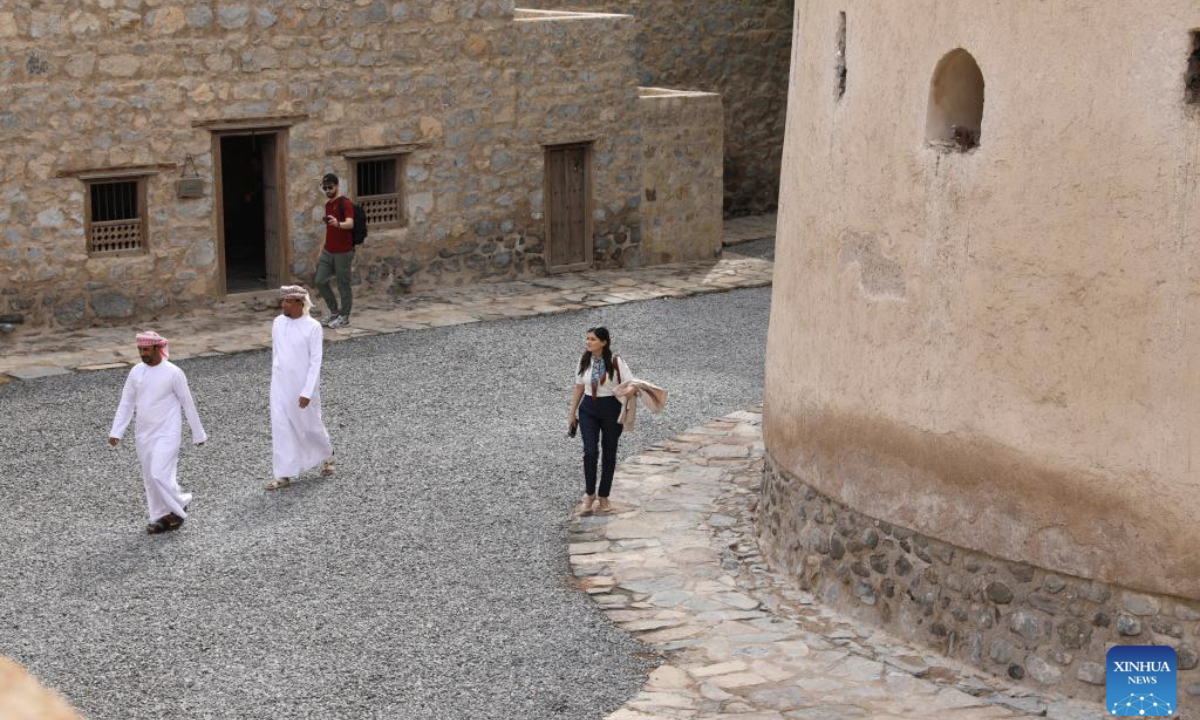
0, 286, 770, 720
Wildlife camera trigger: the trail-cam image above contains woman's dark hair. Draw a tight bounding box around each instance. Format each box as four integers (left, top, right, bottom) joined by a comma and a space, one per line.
578, 327, 615, 380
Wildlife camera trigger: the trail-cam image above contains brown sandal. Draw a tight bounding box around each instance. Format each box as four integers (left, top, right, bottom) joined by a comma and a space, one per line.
146, 517, 172, 534
265, 477, 292, 491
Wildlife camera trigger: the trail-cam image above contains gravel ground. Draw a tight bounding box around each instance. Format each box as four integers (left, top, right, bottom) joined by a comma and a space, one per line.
0, 286, 770, 720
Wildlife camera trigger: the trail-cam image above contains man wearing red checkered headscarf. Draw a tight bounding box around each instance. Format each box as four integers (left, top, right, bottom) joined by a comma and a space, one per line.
108, 331, 207, 534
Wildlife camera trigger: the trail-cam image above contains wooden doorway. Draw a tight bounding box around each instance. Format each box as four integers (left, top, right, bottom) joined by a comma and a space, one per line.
544, 143, 592, 272
214, 130, 288, 294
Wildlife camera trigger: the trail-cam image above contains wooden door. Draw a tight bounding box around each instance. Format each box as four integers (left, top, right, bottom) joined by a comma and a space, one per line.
545, 144, 591, 272
260, 134, 281, 288
213, 127, 289, 295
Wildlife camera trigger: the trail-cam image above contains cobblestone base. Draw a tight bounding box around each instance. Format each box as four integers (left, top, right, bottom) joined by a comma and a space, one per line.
569, 409, 1104, 719
758, 454, 1200, 705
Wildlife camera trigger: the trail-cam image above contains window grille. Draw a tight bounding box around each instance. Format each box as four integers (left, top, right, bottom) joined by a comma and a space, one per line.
353, 157, 402, 226
87, 179, 145, 255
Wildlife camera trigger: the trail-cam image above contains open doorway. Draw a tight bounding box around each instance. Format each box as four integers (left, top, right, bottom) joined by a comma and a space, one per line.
218, 132, 284, 292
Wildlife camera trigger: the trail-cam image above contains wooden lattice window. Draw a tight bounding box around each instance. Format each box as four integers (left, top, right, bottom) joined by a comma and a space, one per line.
86, 178, 146, 255
353, 156, 403, 227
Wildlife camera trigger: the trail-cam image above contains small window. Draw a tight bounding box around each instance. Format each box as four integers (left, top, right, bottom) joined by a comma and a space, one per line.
86, 178, 146, 255
925, 48, 984, 152
353, 156, 403, 226
1186, 31, 1200, 105
835, 12, 847, 100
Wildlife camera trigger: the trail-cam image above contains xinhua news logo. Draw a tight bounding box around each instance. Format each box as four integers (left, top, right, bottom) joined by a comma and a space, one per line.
1107, 645, 1177, 716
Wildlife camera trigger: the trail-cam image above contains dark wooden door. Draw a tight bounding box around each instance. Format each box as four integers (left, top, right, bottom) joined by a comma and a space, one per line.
215, 129, 288, 294
261, 134, 281, 288
545, 145, 590, 272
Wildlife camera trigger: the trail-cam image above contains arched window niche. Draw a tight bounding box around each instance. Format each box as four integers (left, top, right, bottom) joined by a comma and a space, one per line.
925, 49, 984, 152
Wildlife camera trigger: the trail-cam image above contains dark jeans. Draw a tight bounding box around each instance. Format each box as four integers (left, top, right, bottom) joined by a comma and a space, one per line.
579, 395, 623, 497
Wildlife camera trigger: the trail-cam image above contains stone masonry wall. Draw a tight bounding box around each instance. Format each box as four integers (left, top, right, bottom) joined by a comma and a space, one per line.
512, 10, 642, 269
518, 0, 792, 216
758, 454, 1200, 703
637, 88, 723, 265
0, 1, 642, 328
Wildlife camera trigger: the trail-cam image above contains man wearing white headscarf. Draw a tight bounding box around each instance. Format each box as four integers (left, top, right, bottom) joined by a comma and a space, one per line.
108, 331, 207, 534
266, 285, 335, 490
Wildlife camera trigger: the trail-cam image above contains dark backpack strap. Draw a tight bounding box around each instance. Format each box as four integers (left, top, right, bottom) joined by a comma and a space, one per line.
614, 355, 621, 384
340, 196, 354, 221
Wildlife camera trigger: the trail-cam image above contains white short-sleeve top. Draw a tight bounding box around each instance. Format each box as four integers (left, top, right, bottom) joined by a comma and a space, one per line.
574, 355, 633, 398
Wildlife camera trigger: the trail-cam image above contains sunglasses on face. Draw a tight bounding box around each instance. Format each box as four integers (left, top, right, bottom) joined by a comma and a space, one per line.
321, 184, 336, 191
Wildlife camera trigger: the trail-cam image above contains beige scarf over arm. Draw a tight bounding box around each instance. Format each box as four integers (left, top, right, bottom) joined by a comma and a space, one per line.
615, 379, 668, 431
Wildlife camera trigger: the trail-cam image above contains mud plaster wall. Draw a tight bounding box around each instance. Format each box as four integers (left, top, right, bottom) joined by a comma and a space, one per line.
518, 0, 792, 216
765, 0, 1200, 600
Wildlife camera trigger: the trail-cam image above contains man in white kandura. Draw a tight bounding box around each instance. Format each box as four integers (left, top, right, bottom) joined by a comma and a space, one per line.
266, 285, 335, 490
108, 331, 207, 534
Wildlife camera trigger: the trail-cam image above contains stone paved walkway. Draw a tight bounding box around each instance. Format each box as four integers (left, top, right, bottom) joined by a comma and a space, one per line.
0, 222, 773, 384
570, 408, 1106, 720
722, 214, 777, 247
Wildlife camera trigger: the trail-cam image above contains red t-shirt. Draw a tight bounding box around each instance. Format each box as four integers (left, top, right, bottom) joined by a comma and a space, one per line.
324, 196, 355, 254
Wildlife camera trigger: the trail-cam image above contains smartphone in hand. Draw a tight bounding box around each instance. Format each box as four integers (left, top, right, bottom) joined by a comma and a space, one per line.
568, 424, 577, 438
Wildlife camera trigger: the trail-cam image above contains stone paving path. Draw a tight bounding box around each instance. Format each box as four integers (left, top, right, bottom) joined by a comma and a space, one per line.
570, 408, 1106, 720
722, 214, 777, 247
0, 221, 773, 384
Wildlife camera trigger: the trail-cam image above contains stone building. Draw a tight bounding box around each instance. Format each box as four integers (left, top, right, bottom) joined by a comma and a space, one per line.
762, 0, 1200, 702
0, 1, 721, 330
519, 0, 792, 216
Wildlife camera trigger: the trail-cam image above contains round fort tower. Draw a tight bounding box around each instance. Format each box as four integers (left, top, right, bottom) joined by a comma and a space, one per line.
762, 0, 1200, 699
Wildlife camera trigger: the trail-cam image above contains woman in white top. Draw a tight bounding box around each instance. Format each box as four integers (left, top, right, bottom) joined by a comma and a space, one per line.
568, 327, 632, 514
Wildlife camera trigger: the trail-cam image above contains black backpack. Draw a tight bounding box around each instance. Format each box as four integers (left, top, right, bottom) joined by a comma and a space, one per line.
341, 197, 368, 246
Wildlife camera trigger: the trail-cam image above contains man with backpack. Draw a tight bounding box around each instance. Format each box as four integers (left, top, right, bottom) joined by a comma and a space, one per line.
315, 172, 356, 328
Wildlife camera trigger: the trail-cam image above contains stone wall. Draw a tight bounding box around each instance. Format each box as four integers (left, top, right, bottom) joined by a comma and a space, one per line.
512, 10, 642, 269
758, 455, 1200, 702
638, 87, 723, 265
518, 0, 792, 216
0, 1, 648, 328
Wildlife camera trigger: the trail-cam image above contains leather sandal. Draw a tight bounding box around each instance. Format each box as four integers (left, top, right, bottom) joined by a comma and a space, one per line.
265, 477, 292, 491
146, 518, 172, 534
